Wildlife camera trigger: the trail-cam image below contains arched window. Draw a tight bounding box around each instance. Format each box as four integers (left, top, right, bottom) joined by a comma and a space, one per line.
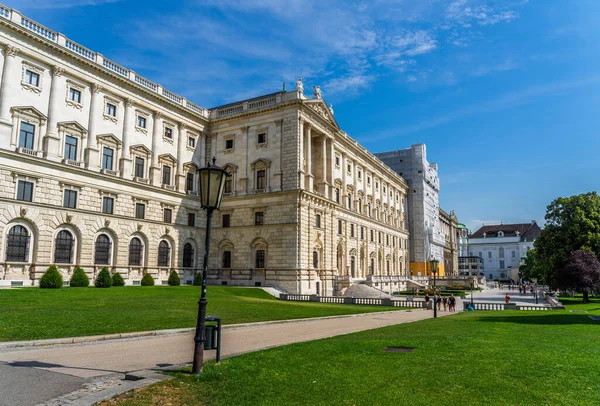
94, 234, 112, 265
54, 230, 74, 263
6, 225, 30, 262
183, 243, 194, 268
129, 237, 143, 266
158, 241, 170, 267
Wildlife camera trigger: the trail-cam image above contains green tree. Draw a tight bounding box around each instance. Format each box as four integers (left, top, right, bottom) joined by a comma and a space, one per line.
95, 267, 112, 288
168, 270, 181, 286
69, 267, 90, 287
534, 192, 600, 288
111, 272, 125, 287
40, 265, 63, 289
193, 271, 202, 286
557, 250, 600, 302
141, 273, 155, 286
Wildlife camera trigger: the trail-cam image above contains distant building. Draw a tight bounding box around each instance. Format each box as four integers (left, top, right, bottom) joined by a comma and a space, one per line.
468, 222, 541, 281
438, 208, 458, 276
376, 144, 445, 276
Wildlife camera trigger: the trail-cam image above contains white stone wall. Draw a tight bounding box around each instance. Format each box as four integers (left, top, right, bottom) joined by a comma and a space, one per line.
468, 237, 534, 280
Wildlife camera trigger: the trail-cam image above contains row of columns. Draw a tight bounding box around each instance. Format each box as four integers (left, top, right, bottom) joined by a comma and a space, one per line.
299, 118, 330, 197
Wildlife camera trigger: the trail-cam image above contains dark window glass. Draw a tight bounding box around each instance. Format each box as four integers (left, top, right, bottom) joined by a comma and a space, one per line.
347, 195, 352, 209
188, 136, 196, 148
335, 188, 340, 203
6, 225, 30, 262
315, 214, 321, 228
361, 227, 364, 240
222, 214, 231, 228
256, 249, 265, 268
313, 251, 319, 268
64, 136, 78, 161
102, 197, 114, 214
224, 178, 232, 194
19, 122, 35, 150
17, 181, 33, 202
370, 230, 374, 242
134, 157, 145, 178
222, 251, 232, 268
94, 234, 111, 265
106, 103, 116, 117
128, 237, 143, 266
137, 116, 146, 128
255, 211, 264, 226
186, 173, 194, 191
54, 230, 74, 264
25, 70, 40, 86
183, 243, 194, 267
187, 213, 195, 227
164, 127, 172, 139
225, 139, 234, 149
256, 170, 266, 190
338, 220, 342, 234
350, 224, 354, 237
135, 203, 145, 219
162, 165, 171, 185
158, 241, 170, 267
163, 208, 172, 223
257, 133, 266, 144
63, 190, 77, 208
69, 88, 81, 103
102, 147, 114, 170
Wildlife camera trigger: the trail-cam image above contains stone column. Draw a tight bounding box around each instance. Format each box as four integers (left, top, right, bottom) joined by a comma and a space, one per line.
0, 45, 19, 125
85, 82, 102, 169
176, 123, 186, 191
120, 98, 134, 179
306, 124, 313, 191
149, 111, 162, 185
341, 152, 346, 202
319, 136, 329, 198
298, 118, 305, 189
43, 65, 65, 161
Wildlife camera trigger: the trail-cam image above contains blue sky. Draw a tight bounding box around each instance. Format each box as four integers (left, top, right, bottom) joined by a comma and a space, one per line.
8, 0, 600, 231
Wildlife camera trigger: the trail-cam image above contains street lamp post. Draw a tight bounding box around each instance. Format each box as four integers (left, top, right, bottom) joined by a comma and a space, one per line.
430, 258, 439, 319
192, 158, 228, 375
470, 276, 475, 307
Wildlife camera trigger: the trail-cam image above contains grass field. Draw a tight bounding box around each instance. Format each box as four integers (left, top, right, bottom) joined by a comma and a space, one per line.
0, 286, 400, 342
103, 297, 600, 406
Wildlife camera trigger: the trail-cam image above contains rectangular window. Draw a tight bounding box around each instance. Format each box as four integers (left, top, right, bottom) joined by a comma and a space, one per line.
335, 156, 340, 166
63, 190, 77, 208
69, 88, 81, 103
335, 188, 340, 203
361, 227, 364, 240
222, 214, 231, 228
350, 224, 355, 237
256, 170, 266, 190
102, 196, 114, 214
188, 213, 196, 227
500, 260, 505, 269
256, 249, 265, 268
134, 157, 145, 178
338, 220, 342, 234
162, 165, 171, 185
379, 232, 382, 243
255, 211, 264, 226
347, 195, 351, 209
225, 139, 234, 150
16, 180, 33, 202
257, 132, 266, 144
370, 230, 374, 242
137, 116, 146, 128
315, 214, 321, 228
188, 136, 196, 148
386, 235, 389, 245
65, 135, 77, 161
224, 178, 232, 194
102, 147, 114, 170
358, 170, 362, 179
25, 70, 40, 87
106, 103, 116, 117
186, 173, 194, 191
19, 122, 35, 150
347, 163, 351, 173
223, 251, 232, 268
512, 251, 516, 258
479, 252, 483, 259
488, 251, 492, 259
163, 208, 172, 223
136, 203, 146, 219
164, 127, 173, 139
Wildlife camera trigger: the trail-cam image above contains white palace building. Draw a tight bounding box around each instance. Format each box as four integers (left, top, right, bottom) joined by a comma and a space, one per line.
0, 5, 412, 294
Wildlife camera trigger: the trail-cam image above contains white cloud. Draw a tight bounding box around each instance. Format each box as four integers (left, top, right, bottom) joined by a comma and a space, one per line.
446, 0, 519, 26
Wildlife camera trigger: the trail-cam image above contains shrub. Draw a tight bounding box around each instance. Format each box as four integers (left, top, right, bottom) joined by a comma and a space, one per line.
95, 267, 112, 288
141, 273, 155, 286
111, 272, 125, 287
193, 271, 203, 286
168, 270, 181, 286
69, 267, 89, 287
40, 265, 63, 289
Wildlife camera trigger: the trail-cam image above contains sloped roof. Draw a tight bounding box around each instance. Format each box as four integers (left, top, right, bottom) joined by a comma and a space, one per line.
470, 222, 542, 242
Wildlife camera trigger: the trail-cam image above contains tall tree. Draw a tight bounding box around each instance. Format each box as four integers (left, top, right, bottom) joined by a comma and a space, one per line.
556, 250, 600, 302
534, 192, 600, 287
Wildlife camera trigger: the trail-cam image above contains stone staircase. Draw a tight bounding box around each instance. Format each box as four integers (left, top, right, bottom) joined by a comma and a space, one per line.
341, 283, 393, 299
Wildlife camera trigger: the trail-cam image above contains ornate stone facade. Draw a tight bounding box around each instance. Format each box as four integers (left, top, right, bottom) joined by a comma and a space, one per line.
0, 6, 410, 294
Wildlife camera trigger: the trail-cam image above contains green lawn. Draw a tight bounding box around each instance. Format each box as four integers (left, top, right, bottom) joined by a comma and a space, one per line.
0, 286, 399, 342
104, 298, 600, 406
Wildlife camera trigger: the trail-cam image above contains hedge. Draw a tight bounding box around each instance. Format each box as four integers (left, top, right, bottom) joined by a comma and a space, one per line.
168, 270, 181, 286
40, 265, 63, 289
69, 267, 89, 287
111, 272, 125, 287
95, 267, 112, 288
141, 273, 155, 286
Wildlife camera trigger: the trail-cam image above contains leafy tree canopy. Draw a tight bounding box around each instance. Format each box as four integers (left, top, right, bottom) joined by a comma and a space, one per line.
557, 250, 600, 302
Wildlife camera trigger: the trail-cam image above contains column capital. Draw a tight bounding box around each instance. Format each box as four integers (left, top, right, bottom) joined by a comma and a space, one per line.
3, 44, 19, 58
179, 122, 187, 131
51, 65, 65, 77
154, 111, 163, 120
91, 82, 102, 93
305, 122, 312, 130
240, 126, 249, 131
125, 98, 135, 108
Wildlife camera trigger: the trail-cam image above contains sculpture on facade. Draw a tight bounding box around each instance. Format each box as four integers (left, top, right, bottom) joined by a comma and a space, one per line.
296, 78, 303, 93
313, 85, 322, 99
329, 104, 334, 115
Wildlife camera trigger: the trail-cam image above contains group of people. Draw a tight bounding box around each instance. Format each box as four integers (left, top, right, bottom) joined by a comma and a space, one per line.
424, 294, 457, 312
497, 283, 535, 295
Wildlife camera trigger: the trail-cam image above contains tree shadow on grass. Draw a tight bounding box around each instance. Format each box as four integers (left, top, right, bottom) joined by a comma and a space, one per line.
476, 314, 600, 325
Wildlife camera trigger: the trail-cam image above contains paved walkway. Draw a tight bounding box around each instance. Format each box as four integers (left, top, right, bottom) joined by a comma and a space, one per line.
468, 287, 544, 305
0, 308, 452, 406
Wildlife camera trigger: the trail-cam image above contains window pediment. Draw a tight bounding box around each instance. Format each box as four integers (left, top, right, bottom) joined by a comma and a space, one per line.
250, 158, 271, 169
57, 121, 88, 135
158, 153, 177, 165
11, 106, 47, 124
130, 144, 151, 157
183, 161, 198, 172
97, 133, 122, 146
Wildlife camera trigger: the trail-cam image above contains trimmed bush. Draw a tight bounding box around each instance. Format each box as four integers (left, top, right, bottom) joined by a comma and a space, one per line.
69, 267, 89, 287
40, 265, 63, 289
168, 270, 181, 286
141, 273, 155, 286
111, 273, 125, 287
95, 267, 112, 288
193, 271, 202, 286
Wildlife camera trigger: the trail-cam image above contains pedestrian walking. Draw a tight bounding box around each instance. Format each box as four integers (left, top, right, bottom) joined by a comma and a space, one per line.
449, 295, 456, 312
442, 296, 448, 311
505, 293, 510, 304
425, 294, 430, 309
436, 295, 442, 311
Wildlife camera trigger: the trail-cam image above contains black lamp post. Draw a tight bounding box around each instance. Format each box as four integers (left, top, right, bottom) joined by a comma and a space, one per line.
430, 258, 439, 319
470, 276, 475, 307
192, 158, 228, 375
